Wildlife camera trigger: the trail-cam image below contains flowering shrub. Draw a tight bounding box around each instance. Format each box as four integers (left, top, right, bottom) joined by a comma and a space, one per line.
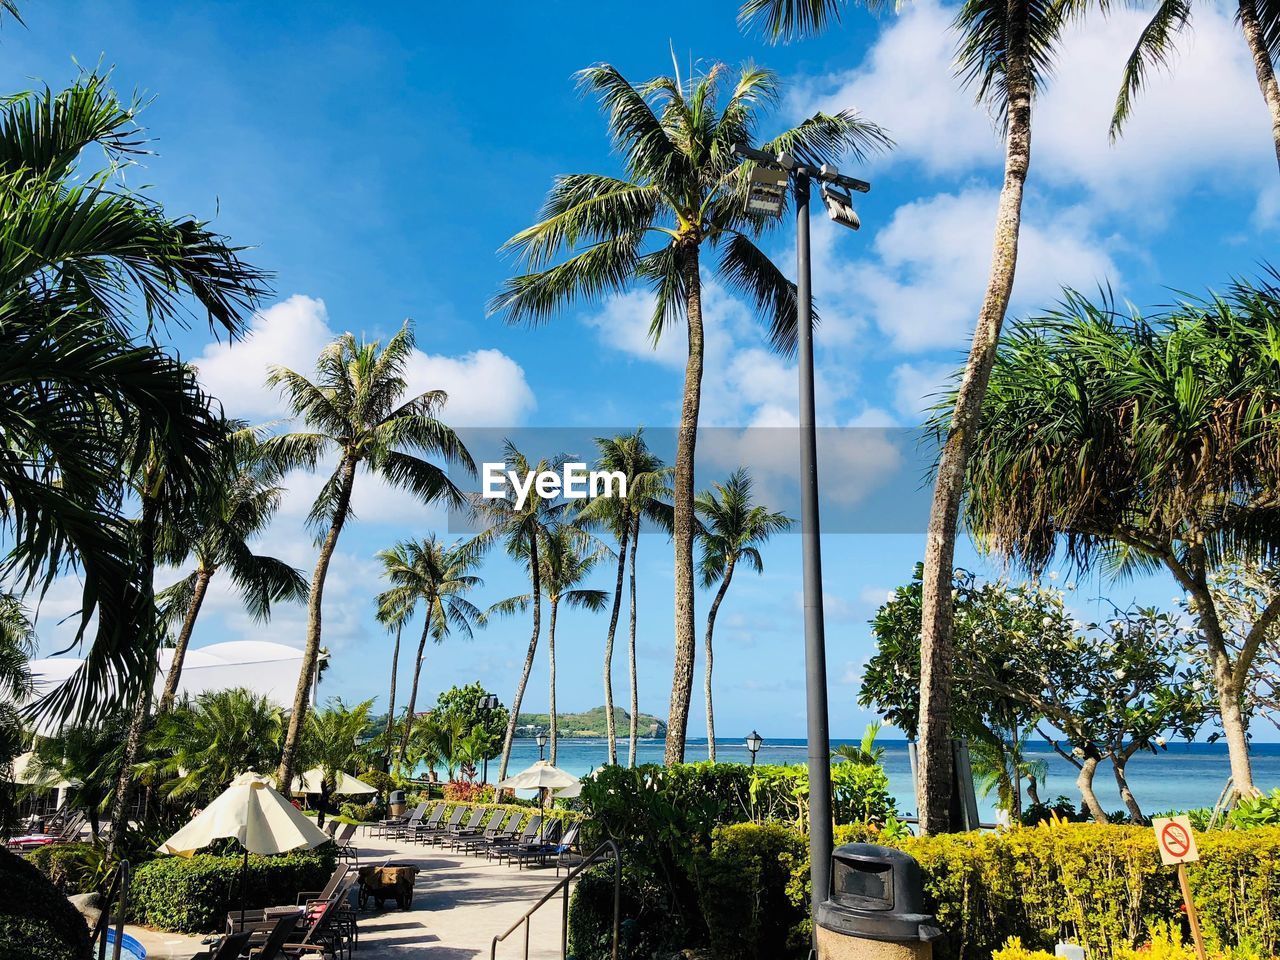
443, 780, 494, 803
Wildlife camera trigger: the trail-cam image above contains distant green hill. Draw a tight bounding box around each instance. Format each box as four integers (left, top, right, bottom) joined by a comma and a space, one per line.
516, 705, 666, 739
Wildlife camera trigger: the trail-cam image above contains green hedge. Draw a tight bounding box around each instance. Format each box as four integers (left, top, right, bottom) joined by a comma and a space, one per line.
0, 846, 91, 960
706, 822, 1280, 960
25, 842, 105, 895
129, 847, 337, 933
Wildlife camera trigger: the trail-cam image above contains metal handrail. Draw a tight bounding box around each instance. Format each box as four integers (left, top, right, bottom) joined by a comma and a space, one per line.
490, 839, 621, 960
90, 859, 131, 960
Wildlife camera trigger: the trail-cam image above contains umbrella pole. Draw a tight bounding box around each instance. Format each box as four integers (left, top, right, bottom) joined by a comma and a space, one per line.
239, 847, 248, 929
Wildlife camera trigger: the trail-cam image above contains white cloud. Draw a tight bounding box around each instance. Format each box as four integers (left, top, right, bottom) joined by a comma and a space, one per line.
195, 294, 536, 428
890, 360, 955, 420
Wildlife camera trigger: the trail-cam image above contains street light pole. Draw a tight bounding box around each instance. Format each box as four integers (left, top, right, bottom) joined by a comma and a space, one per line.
731, 143, 870, 943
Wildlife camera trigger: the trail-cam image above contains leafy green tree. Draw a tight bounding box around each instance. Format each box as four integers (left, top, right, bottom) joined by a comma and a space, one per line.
831, 722, 885, 768
138, 688, 283, 805
156, 425, 307, 712
299, 698, 374, 828
375, 535, 486, 771
575, 429, 671, 765
472, 441, 568, 781
741, 0, 1071, 833
32, 712, 129, 841
0, 596, 34, 839
264, 324, 474, 791
489, 525, 609, 765
433, 683, 509, 762
960, 278, 1280, 797
492, 60, 886, 766
695, 468, 790, 761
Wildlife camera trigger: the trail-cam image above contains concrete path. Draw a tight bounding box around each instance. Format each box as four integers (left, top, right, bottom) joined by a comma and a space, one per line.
120, 830, 568, 960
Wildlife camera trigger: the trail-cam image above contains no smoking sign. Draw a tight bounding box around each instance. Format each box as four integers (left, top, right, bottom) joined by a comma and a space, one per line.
1153, 815, 1200, 865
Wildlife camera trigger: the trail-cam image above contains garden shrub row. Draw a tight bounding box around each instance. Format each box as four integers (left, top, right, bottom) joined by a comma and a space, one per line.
25, 841, 105, 895
129, 847, 337, 933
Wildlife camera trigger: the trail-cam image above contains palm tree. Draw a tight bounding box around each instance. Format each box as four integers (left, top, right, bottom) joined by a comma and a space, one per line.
299, 698, 374, 829
490, 526, 609, 765
0, 75, 268, 727
473, 441, 569, 781
958, 277, 1280, 798
740, 0, 1069, 832
139, 688, 283, 804
0, 595, 34, 840
969, 726, 1046, 822
375, 536, 486, 771
155, 425, 307, 712
373, 581, 408, 770
492, 61, 887, 765
832, 722, 886, 767
32, 712, 130, 841
264, 324, 475, 791
695, 468, 790, 761
1099, 0, 1280, 171
573, 429, 670, 764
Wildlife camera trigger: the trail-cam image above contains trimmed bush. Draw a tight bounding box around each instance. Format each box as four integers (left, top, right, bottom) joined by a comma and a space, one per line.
0, 846, 92, 960
338, 800, 381, 822
567, 862, 673, 960
130, 847, 337, 933
25, 842, 105, 895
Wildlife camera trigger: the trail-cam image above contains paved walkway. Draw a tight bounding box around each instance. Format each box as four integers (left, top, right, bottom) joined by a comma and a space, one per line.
124, 830, 568, 960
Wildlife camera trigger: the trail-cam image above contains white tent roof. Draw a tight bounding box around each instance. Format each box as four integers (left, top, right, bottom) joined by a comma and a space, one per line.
25, 640, 309, 734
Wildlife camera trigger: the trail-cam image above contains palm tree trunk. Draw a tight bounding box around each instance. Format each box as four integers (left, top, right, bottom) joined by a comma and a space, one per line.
158, 566, 214, 713
627, 512, 641, 768
499, 534, 541, 782
1111, 748, 1143, 822
549, 596, 559, 766
666, 245, 703, 766
603, 523, 630, 766
398, 613, 433, 771
1076, 754, 1108, 824
704, 558, 736, 762
277, 456, 357, 792
1238, 0, 1280, 172
917, 5, 1033, 834
383, 623, 402, 769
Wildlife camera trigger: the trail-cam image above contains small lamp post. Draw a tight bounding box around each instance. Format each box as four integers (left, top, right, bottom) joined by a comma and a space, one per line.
536, 730, 548, 762
479, 694, 499, 784
746, 730, 764, 767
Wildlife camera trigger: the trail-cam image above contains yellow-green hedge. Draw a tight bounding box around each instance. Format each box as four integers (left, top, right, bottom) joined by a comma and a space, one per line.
718, 822, 1280, 960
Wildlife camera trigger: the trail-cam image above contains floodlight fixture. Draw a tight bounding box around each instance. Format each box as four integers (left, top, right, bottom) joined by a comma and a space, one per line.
820, 182, 861, 231
747, 164, 788, 216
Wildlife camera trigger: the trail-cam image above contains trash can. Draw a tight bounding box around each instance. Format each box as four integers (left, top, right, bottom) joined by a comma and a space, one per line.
815, 843, 943, 960
389, 789, 405, 817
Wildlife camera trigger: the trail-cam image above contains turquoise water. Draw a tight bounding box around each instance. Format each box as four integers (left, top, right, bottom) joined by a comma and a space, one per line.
498, 738, 1280, 819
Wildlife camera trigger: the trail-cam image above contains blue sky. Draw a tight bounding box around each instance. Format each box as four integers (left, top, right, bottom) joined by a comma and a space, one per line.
15, 0, 1280, 740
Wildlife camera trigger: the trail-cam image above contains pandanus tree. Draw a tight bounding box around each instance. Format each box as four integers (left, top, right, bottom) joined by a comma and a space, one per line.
375, 535, 486, 772
958, 277, 1280, 798
741, 0, 1070, 831
489, 525, 609, 765
264, 324, 474, 792
574, 429, 671, 764
492, 60, 887, 764
0, 74, 268, 728
695, 468, 790, 761
473, 441, 568, 781
155, 424, 308, 712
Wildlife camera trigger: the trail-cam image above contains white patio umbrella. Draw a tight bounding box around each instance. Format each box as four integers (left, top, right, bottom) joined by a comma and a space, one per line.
495, 760, 579, 793
291, 768, 378, 796
158, 771, 330, 925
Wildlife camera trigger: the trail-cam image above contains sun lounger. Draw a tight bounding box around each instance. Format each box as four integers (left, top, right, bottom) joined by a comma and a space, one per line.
378, 801, 426, 839
389, 802, 436, 841
488, 815, 543, 862
414, 804, 466, 843
431, 806, 484, 846
459, 810, 520, 854
510, 822, 580, 871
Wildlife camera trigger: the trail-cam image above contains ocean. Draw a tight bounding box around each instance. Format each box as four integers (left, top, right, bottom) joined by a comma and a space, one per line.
497, 737, 1280, 818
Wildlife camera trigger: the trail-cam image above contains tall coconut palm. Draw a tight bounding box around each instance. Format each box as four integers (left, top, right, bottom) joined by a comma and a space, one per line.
0, 74, 268, 727
473, 441, 572, 781
492, 61, 887, 765
489, 525, 609, 765
695, 468, 790, 761
373, 584, 408, 769
1098, 0, 1280, 171
575, 429, 671, 764
375, 536, 486, 771
741, 0, 1068, 832
264, 324, 474, 791
155, 425, 307, 712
